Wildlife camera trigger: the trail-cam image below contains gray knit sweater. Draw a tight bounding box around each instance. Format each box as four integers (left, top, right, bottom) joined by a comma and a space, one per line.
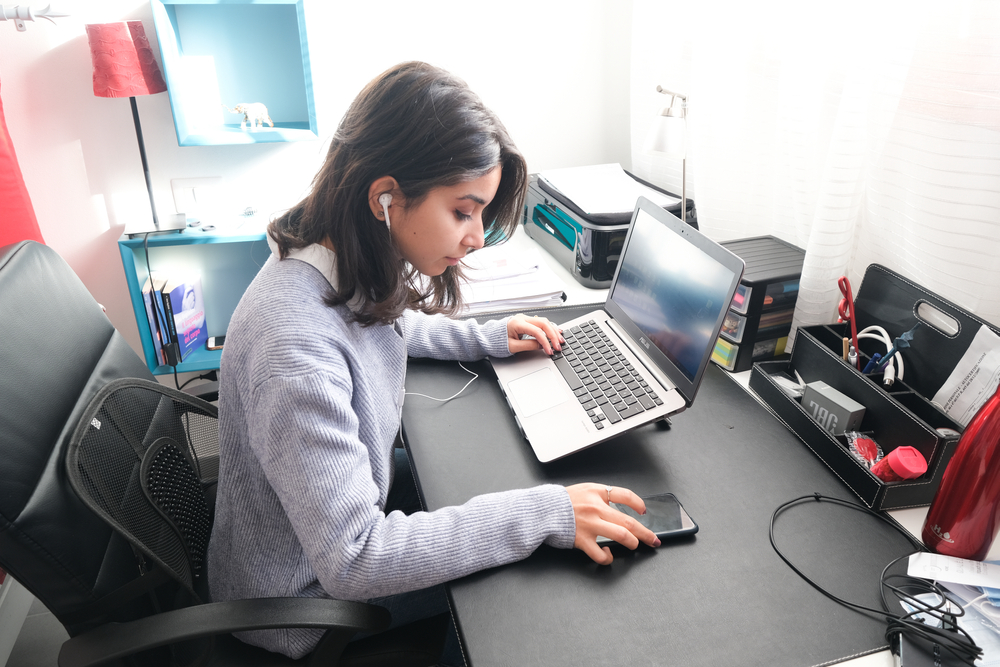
207, 241, 576, 658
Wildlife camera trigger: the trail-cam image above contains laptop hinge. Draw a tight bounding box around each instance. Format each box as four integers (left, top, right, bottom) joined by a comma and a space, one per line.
605, 320, 677, 394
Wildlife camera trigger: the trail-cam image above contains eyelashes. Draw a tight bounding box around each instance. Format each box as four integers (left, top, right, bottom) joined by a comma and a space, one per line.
455, 210, 473, 221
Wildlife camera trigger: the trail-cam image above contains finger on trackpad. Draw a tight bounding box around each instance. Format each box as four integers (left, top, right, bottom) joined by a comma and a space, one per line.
509, 368, 569, 417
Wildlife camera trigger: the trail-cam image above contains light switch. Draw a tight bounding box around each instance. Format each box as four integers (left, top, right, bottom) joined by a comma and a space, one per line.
171, 177, 222, 223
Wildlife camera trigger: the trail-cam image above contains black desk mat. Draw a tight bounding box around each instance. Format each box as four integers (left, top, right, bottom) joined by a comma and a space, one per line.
402, 308, 918, 666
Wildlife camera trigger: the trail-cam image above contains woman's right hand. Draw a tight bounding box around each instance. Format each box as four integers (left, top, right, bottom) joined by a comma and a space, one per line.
566, 483, 661, 565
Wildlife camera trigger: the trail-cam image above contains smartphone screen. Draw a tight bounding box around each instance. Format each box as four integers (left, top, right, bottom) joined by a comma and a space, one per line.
207, 335, 226, 350
596, 493, 698, 547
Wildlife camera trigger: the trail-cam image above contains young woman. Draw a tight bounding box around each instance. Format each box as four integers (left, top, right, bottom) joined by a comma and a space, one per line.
207, 61, 659, 663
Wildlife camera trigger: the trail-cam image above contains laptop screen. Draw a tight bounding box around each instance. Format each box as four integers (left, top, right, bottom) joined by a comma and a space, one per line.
609, 207, 740, 383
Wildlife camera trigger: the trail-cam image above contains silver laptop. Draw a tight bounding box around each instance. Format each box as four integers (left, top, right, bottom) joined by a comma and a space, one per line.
491, 196, 745, 462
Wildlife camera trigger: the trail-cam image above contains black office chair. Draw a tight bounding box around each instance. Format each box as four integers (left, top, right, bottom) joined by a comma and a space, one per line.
0, 241, 446, 667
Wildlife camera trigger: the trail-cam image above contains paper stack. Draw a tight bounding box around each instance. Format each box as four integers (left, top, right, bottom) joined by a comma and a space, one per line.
458, 244, 567, 316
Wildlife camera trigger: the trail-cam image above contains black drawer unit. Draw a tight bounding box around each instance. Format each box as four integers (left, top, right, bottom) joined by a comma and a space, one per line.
711, 236, 805, 372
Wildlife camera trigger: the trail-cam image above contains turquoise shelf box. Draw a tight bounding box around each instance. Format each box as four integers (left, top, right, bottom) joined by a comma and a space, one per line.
150, 0, 317, 146
119, 224, 271, 375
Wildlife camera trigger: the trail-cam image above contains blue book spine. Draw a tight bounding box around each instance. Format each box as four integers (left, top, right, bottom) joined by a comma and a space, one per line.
142, 278, 164, 366
156, 284, 179, 365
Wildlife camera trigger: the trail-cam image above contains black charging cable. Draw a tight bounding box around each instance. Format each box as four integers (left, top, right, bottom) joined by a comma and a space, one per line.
178, 371, 216, 392
770, 493, 983, 665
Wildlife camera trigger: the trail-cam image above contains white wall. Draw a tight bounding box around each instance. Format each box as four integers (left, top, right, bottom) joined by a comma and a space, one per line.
0, 0, 633, 363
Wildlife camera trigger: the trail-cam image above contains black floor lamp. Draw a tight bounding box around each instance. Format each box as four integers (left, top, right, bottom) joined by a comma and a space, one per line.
85, 21, 184, 236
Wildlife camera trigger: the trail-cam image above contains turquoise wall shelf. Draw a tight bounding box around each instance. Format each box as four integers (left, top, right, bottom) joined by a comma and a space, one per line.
119, 224, 270, 374
150, 0, 317, 146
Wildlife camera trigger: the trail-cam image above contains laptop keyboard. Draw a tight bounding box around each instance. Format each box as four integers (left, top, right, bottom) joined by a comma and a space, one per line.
551, 320, 664, 430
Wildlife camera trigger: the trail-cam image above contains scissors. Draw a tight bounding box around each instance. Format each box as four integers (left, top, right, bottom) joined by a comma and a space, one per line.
838, 276, 860, 370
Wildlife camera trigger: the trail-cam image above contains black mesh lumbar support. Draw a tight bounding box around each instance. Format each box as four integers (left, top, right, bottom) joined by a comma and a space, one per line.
142, 438, 212, 576
66, 378, 218, 594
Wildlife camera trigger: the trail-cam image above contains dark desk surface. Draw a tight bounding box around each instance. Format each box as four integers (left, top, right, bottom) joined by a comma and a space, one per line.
402, 338, 917, 666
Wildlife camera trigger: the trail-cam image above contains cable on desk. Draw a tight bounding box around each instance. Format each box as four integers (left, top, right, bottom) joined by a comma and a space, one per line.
769, 493, 982, 665
404, 362, 478, 403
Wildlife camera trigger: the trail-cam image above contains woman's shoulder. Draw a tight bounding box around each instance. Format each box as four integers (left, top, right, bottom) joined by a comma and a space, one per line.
230, 260, 348, 351
247, 257, 339, 315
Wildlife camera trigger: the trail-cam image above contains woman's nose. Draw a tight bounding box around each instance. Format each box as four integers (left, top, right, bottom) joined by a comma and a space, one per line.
465, 218, 485, 250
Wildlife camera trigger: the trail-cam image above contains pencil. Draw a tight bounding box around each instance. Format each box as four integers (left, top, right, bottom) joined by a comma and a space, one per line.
842, 337, 850, 362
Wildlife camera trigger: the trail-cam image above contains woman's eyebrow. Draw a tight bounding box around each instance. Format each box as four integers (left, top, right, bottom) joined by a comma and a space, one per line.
457, 194, 487, 205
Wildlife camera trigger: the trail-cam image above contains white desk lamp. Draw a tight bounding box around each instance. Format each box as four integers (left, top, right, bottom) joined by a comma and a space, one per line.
645, 86, 688, 222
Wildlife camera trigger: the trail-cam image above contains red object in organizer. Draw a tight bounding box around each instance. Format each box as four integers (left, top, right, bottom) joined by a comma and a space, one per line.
0, 79, 44, 247
922, 381, 1000, 560
85, 21, 166, 98
871, 446, 927, 483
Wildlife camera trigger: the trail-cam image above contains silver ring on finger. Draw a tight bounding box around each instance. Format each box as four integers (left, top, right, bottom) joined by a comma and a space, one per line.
606, 485, 613, 504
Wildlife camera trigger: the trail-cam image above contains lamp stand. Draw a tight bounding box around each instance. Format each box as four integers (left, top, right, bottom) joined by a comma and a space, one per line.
124, 97, 184, 238
650, 86, 688, 224
681, 156, 686, 224
129, 96, 159, 229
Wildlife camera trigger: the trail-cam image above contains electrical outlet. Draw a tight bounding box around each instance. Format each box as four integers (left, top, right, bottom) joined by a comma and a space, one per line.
171, 177, 222, 223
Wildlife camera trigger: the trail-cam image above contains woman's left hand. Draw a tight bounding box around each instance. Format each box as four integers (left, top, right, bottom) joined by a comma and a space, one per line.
506, 314, 564, 355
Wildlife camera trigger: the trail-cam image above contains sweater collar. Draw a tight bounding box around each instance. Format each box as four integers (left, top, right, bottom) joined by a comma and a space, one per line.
267, 233, 386, 316
268, 234, 366, 312
267, 232, 339, 290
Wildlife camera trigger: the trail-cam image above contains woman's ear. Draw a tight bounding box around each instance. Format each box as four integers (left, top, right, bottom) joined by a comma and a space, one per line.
368, 176, 400, 220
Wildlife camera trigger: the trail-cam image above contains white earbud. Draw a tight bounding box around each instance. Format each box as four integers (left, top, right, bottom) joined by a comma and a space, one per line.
378, 193, 392, 230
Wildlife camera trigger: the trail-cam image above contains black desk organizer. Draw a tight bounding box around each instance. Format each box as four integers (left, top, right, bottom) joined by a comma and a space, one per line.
749, 264, 1000, 511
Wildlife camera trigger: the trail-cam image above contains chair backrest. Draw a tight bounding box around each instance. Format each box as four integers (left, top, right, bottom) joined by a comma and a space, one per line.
66, 378, 218, 597
0, 240, 180, 635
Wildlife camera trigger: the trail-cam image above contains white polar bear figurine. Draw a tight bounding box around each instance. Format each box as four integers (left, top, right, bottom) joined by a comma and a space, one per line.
223, 103, 273, 131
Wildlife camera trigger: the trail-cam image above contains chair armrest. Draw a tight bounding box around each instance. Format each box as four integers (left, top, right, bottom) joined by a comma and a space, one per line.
58, 597, 390, 667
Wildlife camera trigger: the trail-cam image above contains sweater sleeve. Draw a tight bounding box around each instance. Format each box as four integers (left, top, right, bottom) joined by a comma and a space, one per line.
245, 365, 575, 602
400, 309, 512, 360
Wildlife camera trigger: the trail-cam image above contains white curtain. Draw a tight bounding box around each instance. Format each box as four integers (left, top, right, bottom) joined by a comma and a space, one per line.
630, 0, 1000, 345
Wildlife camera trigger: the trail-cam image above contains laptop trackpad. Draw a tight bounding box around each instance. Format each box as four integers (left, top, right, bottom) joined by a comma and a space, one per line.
508, 368, 569, 417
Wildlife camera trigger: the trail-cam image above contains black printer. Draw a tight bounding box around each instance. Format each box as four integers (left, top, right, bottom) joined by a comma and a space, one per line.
522, 171, 695, 288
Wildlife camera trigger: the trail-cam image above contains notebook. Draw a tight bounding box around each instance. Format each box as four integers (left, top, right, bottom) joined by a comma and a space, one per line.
490, 196, 745, 462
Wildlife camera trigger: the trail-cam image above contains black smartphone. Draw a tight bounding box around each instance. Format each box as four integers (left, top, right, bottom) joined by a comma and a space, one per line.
207, 335, 226, 350
596, 493, 698, 547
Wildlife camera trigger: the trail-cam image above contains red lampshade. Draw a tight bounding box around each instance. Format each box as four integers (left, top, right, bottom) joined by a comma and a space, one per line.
85, 21, 167, 98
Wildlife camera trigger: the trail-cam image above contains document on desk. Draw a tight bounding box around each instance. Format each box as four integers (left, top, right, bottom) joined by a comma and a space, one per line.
900, 590, 1000, 666
538, 163, 679, 216
931, 325, 1000, 427
458, 245, 567, 316
908, 552, 1000, 589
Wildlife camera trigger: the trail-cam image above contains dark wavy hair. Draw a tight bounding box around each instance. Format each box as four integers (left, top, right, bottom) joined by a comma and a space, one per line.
268, 61, 528, 326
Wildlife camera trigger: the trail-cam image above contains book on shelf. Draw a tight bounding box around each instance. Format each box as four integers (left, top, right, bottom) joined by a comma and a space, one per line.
156, 273, 208, 363
458, 244, 567, 316
141, 272, 168, 366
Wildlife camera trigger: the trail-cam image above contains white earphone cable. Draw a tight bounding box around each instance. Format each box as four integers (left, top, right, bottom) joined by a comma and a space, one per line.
404, 362, 478, 402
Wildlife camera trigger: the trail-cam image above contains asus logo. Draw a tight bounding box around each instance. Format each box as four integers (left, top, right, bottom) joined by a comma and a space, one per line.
640, 337, 650, 350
